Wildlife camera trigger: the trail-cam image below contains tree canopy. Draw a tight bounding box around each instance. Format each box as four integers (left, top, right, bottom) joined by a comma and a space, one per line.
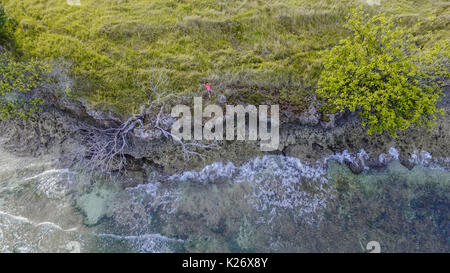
317, 8, 449, 137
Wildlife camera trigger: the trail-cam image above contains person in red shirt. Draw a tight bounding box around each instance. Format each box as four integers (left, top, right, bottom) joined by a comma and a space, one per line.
204, 82, 211, 98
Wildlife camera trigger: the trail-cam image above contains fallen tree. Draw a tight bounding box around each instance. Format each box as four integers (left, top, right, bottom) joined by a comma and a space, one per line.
76, 69, 218, 175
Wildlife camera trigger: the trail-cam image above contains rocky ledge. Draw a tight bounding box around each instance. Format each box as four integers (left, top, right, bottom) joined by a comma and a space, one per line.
0, 86, 449, 187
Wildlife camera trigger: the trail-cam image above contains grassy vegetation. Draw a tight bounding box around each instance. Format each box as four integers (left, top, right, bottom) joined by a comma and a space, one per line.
1, 0, 449, 116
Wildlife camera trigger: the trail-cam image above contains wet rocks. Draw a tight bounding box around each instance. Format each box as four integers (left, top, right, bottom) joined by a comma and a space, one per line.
365, 156, 387, 170
119, 170, 146, 189
345, 159, 364, 174
211, 217, 227, 234
297, 105, 320, 125
320, 112, 344, 129
1, 84, 449, 176
400, 156, 416, 170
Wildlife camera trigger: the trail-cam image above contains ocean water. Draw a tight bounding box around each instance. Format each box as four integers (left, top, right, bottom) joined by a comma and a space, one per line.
0, 143, 448, 252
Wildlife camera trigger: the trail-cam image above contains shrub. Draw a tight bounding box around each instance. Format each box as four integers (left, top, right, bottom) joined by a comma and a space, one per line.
317, 8, 449, 137
0, 53, 51, 120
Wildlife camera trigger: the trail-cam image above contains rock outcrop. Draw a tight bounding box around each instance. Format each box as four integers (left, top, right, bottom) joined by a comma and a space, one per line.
1, 86, 449, 178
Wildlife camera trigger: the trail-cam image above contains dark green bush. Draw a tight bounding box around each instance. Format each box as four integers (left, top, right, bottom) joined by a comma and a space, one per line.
0, 53, 51, 120
317, 8, 449, 137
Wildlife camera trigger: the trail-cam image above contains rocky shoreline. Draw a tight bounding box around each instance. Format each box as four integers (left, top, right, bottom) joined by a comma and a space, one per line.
0, 85, 449, 186
0, 86, 449, 253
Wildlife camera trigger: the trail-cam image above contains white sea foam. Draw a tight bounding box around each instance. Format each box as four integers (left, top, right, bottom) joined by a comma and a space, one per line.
167, 155, 334, 225
0, 210, 78, 232
0, 209, 81, 253
24, 169, 76, 199
96, 233, 183, 253
128, 181, 181, 216
409, 150, 433, 166
1, 137, 447, 252
157, 147, 448, 227
169, 161, 237, 184
324, 149, 370, 170
389, 147, 400, 160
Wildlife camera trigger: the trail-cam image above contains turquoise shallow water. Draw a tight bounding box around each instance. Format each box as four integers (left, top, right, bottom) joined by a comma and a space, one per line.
0, 144, 448, 252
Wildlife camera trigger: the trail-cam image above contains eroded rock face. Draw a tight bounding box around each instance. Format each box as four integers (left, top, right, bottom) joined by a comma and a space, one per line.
1, 87, 449, 175
1, 87, 449, 253
297, 104, 320, 126
282, 115, 450, 171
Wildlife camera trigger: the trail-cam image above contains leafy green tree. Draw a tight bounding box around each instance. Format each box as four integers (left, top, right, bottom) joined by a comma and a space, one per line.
317, 8, 449, 137
0, 53, 50, 120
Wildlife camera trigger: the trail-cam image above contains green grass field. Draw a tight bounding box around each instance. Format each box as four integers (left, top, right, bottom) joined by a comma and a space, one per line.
1, 0, 448, 115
